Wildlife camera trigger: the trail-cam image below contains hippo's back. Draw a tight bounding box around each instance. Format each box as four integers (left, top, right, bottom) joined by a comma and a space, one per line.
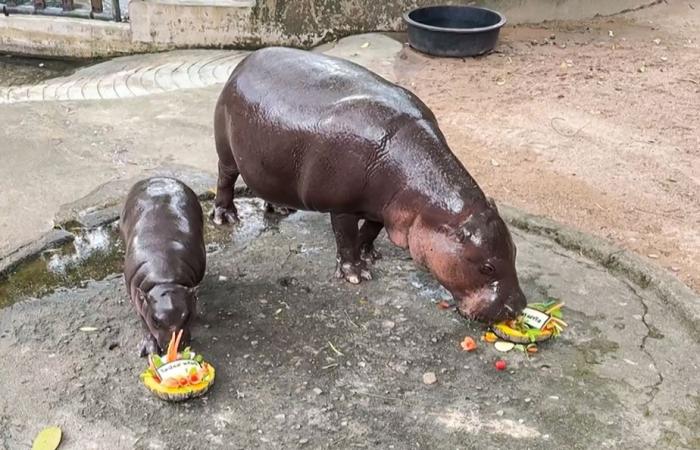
217, 47, 448, 213
120, 177, 205, 290
225, 47, 435, 141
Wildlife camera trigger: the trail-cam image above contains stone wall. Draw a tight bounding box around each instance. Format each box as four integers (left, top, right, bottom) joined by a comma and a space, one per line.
129, 0, 658, 49
1, 0, 658, 58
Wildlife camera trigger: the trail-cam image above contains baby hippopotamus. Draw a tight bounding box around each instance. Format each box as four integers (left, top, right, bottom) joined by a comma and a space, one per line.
120, 177, 206, 356
212, 47, 526, 324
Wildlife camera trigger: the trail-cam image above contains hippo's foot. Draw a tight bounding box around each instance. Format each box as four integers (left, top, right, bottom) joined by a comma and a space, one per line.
335, 259, 372, 284
211, 205, 239, 225
360, 244, 382, 264
139, 334, 159, 358
265, 203, 297, 216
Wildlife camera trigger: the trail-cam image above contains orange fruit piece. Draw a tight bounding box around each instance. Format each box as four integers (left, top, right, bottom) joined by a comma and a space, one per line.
483, 332, 498, 343
437, 300, 452, 310
460, 336, 477, 352
162, 378, 179, 388
189, 372, 202, 384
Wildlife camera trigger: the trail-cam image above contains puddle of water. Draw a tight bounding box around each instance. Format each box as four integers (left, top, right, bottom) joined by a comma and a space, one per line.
0, 198, 282, 308
0, 224, 124, 308
0, 54, 94, 86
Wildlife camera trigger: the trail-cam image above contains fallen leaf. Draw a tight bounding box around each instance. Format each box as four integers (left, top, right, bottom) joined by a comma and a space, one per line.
360, 42, 370, 49
32, 426, 62, 450
79, 327, 98, 332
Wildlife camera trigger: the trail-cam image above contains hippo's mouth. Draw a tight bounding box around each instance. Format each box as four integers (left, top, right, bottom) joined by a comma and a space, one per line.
453, 286, 521, 324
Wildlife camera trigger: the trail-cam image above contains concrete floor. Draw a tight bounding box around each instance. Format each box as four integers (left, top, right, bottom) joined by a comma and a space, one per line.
1, 197, 698, 449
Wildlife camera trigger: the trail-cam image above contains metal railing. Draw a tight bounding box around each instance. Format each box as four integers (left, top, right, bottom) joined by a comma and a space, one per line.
1, 0, 121, 21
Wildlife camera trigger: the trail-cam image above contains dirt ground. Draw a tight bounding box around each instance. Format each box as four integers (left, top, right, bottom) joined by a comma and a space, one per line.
392, 0, 700, 292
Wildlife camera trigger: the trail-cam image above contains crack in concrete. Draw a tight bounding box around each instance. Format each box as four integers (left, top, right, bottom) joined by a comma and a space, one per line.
624, 281, 664, 408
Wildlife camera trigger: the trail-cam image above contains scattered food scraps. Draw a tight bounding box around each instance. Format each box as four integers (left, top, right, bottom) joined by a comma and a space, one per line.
437, 300, 453, 310
495, 360, 507, 371
460, 336, 477, 352
494, 341, 515, 352
482, 332, 498, 343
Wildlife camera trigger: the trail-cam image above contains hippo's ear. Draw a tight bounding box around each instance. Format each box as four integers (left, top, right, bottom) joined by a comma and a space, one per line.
135, 287, 148, 304
439, 224, 471, 243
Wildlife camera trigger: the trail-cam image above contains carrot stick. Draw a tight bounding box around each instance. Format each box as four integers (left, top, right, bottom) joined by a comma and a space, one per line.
167, 329, 183, 362
166, 331, 176, 360
173, 329, 184, 357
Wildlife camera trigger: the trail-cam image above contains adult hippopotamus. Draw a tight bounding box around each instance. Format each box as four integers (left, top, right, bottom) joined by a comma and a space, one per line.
211, 47, 525, 324
120, 177, 206, 356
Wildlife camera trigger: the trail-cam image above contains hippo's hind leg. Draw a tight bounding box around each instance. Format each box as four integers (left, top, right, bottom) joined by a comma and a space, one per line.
211, 142, 240, 225
265, 203, 297, 216
358, 220, 383, 263
331, 213, 372, 284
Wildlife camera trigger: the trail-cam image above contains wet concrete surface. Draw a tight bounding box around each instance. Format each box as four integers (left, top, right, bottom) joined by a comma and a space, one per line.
0, 198, 698, 449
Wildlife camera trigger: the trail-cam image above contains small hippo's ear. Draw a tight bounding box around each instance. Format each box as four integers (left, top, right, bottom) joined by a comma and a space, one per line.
439, 224, 471, 243
135, 287, 148, 304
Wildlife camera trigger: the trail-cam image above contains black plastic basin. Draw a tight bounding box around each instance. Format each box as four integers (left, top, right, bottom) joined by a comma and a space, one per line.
403, 5, 506, 57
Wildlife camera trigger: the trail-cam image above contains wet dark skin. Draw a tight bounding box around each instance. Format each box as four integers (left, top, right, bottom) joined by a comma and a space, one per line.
120, 177, 206, 356
212, 47, 526, 323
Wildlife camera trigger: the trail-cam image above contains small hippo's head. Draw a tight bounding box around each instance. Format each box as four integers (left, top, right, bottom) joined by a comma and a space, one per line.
136, 284, 197, 352
410, 200, 526, 324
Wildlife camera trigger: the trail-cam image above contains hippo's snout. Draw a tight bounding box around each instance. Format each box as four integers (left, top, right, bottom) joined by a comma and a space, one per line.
456, 283, 527, 325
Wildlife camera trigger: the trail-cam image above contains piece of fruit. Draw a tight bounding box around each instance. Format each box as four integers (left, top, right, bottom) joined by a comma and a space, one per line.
460, 336, 477, 352
189, 372, 202, 384
526, 344, 538, 354
482, 332, 498, 343
494, 341, 515, 352
437, 300, 452, 310
495, 360, 507, 371
163, 378, 179, 388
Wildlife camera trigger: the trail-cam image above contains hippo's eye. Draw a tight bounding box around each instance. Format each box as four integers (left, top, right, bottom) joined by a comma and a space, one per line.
480, 263, 496, 276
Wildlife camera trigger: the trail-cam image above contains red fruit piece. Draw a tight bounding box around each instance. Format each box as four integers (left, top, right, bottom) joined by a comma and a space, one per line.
437, 300, 452, 310
495, 359, 507, 371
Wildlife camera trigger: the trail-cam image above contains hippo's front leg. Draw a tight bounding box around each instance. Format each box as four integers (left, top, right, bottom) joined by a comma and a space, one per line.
331, 213, 372, 284
139, 330, 159, 357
